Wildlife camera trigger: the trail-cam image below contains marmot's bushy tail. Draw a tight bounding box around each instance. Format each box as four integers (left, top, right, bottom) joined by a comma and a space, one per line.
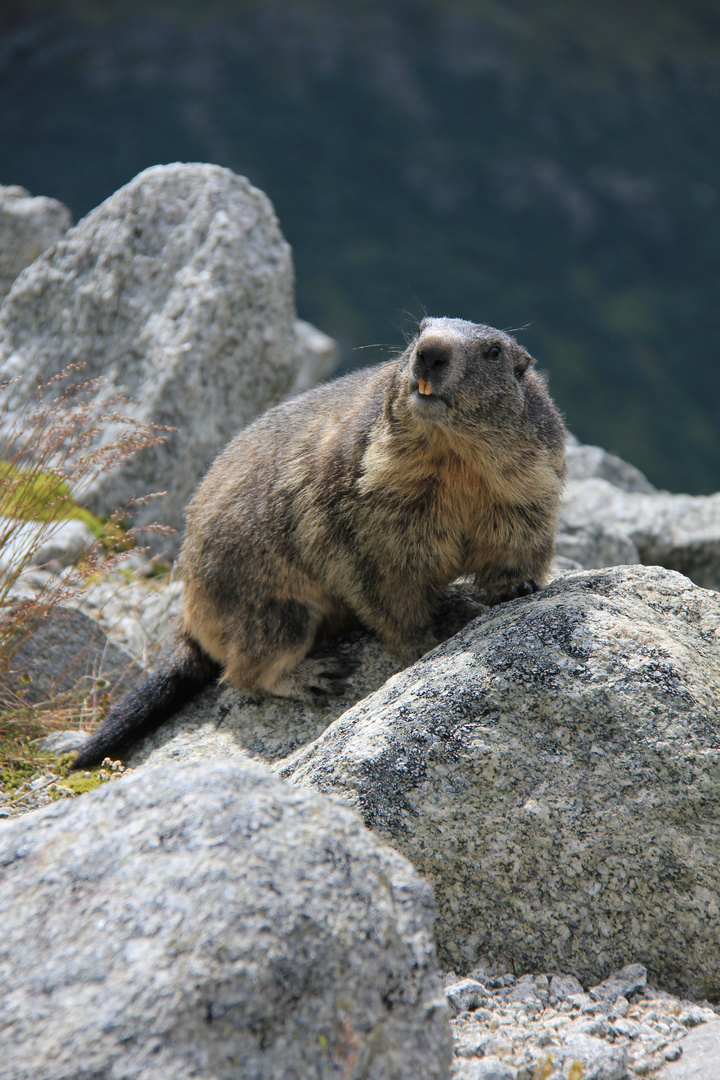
70, 633, 221, 771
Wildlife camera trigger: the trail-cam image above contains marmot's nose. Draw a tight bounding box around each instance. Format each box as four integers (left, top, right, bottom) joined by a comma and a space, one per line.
411, 335, 456, 396
414, 340, 452, 382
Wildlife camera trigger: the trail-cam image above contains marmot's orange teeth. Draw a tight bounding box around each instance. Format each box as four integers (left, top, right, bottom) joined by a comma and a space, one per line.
418, 379, 433, 396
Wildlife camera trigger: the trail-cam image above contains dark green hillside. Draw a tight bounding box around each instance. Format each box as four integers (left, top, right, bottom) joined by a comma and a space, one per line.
1, 0, 719, 491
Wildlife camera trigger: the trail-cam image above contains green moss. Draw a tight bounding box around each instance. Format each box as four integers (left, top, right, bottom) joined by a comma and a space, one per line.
62, 769, 105, 795
0, 714, 49, 791
0, 462, 134, 553
0, 461, 104, 533
0, 724, 111, 801
0, 756, 37, 792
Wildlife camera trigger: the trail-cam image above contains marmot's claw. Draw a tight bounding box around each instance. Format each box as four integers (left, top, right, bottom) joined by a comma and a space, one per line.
323, 658, 360, 679
294, 657, 356, 704
487, 579, 541, 605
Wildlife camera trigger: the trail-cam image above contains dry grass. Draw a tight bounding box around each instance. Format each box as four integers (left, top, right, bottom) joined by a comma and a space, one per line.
0, 366, 170, 810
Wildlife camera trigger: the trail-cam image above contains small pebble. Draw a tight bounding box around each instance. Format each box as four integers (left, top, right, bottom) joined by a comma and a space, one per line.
663, 1044, 683, 1061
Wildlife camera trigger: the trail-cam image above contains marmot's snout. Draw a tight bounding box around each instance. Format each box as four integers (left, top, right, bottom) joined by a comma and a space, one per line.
411, 333, 457, 398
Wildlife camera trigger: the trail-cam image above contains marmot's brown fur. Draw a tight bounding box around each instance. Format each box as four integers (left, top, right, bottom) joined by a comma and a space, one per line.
72, 317, 565, 769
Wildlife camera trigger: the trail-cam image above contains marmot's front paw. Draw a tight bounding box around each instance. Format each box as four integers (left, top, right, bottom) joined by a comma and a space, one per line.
486, 579, 541, 606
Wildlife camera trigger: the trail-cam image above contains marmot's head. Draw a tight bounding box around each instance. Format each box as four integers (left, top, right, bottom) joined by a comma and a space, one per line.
399, 317, 537, 437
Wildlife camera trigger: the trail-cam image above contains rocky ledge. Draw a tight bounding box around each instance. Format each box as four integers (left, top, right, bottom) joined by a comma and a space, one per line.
5, 563, 720, 1079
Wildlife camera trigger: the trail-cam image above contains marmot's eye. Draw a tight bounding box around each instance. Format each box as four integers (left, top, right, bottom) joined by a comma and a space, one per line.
488, 345, 502, 360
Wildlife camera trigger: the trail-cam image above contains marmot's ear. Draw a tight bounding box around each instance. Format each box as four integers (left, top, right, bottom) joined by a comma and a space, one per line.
514, 347, 535, 378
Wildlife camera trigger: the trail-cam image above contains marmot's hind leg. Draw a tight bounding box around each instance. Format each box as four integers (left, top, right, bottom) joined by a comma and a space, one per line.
221, 596, 356, 706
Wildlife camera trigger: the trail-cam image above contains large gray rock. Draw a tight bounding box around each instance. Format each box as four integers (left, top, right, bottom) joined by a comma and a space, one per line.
0, 184, 71, 302
564, 437, 657, 494
561, 476, 720, 590
6, 605, 141, 705
554, 520, 641, 571
0, 758, 451, 1080
278, 565, 720, 998
0, 164, 337, 546
559, 440, 720, 589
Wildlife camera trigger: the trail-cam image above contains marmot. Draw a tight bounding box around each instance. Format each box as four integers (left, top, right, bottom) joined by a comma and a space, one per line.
71, 317, 565, 769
